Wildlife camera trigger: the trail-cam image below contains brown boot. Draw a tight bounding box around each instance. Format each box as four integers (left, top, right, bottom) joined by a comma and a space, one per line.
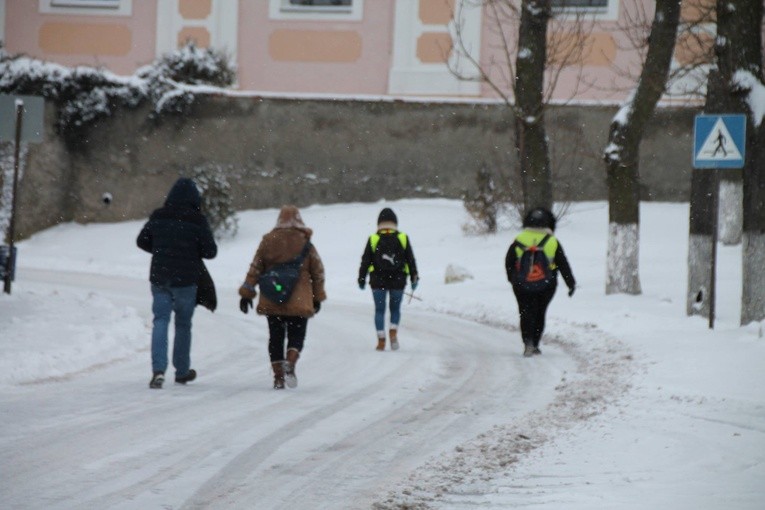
389, 328, 399, 351
376, 335, 386, 351
284, 348, 299, 388
271, 361, 285, 389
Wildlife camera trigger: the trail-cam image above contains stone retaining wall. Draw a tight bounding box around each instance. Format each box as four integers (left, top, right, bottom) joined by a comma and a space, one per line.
5, 95, 697, 240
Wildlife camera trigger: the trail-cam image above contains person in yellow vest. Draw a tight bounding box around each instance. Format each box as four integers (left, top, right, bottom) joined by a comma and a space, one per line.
505, 207, 576, 357
358, 208, 419, 351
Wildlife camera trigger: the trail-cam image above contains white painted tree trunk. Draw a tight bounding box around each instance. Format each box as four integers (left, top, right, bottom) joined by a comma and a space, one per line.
718, 179, 743, 246
606, 222, 641, 295
687, 234, 713, 317
741, 231, 765, 325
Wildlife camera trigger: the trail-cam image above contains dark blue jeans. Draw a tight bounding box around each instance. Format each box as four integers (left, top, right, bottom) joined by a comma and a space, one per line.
372, 288, 404, 333
151, 284, 196, 377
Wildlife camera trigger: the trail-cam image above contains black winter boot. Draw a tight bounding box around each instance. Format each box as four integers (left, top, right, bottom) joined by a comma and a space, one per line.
149, 372, 165, 389
175, 369, 197, 384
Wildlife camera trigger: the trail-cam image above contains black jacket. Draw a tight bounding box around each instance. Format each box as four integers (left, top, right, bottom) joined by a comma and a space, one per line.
358, 230, 419, 290
137, 178, 217, 288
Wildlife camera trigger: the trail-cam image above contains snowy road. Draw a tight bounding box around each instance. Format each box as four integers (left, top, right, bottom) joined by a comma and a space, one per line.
5, 201, 763, 509
2, 269, 573, 509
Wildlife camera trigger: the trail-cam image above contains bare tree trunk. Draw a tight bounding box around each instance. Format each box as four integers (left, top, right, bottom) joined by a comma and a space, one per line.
605, 144, 641, 295
687, 158, 717, 317
734, 0, 765, 324
515, 0, 552, 212
603, 0, 680, 295
695, 0, 764, 324
450, 1, 591, 216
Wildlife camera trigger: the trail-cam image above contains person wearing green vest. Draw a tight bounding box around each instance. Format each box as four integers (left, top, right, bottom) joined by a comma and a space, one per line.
505, 207, 576, 357
358, 208, 419, 351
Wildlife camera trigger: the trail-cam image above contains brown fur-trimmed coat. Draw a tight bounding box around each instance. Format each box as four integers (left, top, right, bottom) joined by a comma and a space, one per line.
239, 206, 326, 318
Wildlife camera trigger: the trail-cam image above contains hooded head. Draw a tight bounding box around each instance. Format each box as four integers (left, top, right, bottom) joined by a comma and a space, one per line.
164, 178, 202, 211
377, 208, 398, 230
522, 207, 556, 231
275, 205, 311, 234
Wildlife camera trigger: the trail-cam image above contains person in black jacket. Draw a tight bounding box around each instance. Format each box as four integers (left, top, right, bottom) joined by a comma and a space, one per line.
358, 208, 419, 351
137, 178, 217, 389
505, 207, 575, 357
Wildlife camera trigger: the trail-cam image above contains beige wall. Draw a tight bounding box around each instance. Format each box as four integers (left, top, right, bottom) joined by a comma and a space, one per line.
236, 1, 394, 95
3, 1, 714, 104
4, 0, 158, 74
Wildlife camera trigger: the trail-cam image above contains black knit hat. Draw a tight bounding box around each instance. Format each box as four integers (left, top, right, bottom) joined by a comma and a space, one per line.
523, 207, 556, 230
377, 207, 398, 225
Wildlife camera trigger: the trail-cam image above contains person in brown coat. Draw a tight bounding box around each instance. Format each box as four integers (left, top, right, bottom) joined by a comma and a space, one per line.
238, 205, 327, 389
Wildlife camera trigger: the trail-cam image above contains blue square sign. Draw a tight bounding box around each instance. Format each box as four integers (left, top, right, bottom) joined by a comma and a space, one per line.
693, 114, 746, 169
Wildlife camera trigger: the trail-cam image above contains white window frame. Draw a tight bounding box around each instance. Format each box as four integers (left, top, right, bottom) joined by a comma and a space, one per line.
268, 0, 363, 21
39, 0, 132, 17
388, 0, 481, 96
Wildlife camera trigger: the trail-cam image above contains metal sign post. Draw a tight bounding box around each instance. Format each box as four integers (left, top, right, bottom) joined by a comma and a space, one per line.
692, 114, 747, 328
3, 101, 23, 294
1, 94, 44, 294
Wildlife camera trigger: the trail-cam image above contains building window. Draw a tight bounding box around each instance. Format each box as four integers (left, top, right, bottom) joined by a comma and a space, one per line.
39, 0, 132, 16
551, 0, 617, 20
269, 0, 363, 21
288, 0, 352, 9
552, 0, 608, 9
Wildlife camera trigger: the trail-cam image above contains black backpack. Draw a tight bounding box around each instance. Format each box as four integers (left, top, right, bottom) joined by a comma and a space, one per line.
512, 234, 554, 293
259, 242, 312, 304
372, 233, 407, 275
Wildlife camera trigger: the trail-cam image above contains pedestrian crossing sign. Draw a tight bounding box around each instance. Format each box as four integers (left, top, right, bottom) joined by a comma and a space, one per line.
693, 114, 746, 168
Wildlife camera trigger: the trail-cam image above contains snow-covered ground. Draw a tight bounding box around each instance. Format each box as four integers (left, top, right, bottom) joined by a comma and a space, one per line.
1, 200, 763, 509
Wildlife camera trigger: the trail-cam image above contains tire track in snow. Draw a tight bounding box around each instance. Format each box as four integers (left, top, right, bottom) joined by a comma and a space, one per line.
177, 305, 567, 509
2, 273, 571, 510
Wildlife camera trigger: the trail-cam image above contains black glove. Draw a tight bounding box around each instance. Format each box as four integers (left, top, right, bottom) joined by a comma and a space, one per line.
568, 286, 576, 297
358, 278, 366, 290
313, 301, 321, 314
239, 297, 253, 314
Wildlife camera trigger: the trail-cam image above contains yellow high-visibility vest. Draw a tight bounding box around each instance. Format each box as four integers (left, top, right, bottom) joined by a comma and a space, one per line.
368, 231, 409, 274
514, 230, 558, 270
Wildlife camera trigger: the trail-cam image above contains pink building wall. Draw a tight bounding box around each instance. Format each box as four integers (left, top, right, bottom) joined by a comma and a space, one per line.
1, 1, 716, 103
237, 1, 394, 95
4, 0, 158, 75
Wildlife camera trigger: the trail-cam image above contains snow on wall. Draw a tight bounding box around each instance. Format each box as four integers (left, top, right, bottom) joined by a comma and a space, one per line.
0, 43, 235, 140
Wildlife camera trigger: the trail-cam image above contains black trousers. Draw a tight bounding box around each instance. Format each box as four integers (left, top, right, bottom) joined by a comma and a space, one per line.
267, 315, 307, 362
513, 284, 556, 346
